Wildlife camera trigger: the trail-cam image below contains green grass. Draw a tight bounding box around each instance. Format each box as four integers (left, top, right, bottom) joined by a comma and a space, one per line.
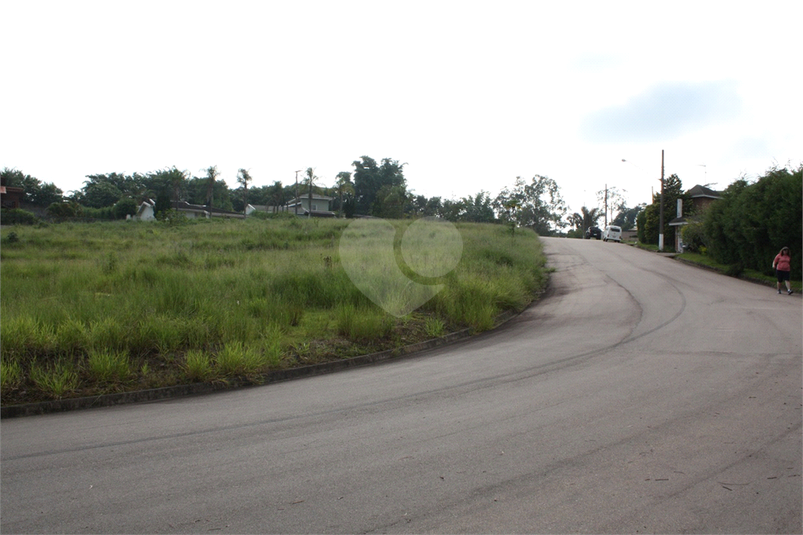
1, 217, 547, 405
678, 252, 803, 291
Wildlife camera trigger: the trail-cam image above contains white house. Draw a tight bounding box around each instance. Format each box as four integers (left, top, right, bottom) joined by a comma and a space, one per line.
134, 200, 254, 221
285, 194, 335, 217
135, 199, 157, 221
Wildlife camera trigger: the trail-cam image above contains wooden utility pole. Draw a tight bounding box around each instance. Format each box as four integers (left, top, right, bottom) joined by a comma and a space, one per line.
659, 150, 665, 251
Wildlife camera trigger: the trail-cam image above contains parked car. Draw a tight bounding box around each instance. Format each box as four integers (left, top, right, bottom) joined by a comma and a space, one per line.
584, 226, 602, 240
602, 225, 622, 242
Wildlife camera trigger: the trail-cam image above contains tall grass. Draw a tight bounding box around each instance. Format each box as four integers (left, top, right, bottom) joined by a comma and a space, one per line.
1, 218, 546, 403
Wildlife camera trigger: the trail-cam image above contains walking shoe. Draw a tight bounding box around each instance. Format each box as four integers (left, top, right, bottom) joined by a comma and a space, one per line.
788, 289, 793, 295
778, 289, 782, 294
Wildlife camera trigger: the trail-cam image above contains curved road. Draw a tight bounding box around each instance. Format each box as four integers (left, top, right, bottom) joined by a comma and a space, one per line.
2, 238, 801, 533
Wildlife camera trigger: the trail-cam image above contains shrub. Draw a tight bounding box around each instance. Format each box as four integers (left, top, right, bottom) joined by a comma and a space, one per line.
113, 198, 138, 219
47, 202, 83, 220
681, 220, 706, 253
703, 166, 802, 279
0, 208, 39, 225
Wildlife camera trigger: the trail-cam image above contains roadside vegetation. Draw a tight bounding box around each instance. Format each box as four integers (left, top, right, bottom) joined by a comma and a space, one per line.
675, 251, 802, 292
0, 217, 547, 405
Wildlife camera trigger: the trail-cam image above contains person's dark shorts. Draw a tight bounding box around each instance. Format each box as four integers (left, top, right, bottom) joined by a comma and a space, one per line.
777, 269, 791, 282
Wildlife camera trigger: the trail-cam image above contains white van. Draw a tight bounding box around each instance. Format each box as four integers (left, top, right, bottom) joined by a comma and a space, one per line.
602, 225, 622, 242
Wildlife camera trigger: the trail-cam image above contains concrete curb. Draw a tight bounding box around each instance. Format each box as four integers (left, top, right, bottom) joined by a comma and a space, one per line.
1, 311, 521, 419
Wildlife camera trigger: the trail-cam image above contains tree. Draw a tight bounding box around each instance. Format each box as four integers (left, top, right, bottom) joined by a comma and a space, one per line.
352, 156, 406, 215
82, 180, 123, 208
596, 186, 627, 227
1, 168, 64, 207
611, 204, 645, 231
269, 181, 286, 211
494, 175, 567, 235
703, 165, 802, 278
154, 191, 172, 216
305, 167, 318, 217
205, 165, 219, 208
237, 168, 252, 215
334, 171, 354, 217
641, 173, 684, 246
372, 184, 408, 219
460, 191, 496, 223
569, 206, 601, 234
113, 198, 138, 219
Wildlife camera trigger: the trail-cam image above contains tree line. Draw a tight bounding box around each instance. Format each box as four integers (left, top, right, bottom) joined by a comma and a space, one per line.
0, 157, 570, 234
3, 159, 798, 267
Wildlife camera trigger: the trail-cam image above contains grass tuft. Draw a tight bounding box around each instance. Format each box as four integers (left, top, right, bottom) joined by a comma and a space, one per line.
86, 349, 131, 384
29, 359, 80, 399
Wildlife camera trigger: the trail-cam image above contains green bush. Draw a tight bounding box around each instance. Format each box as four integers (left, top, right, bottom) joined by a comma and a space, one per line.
113, 198, 138, 219
703, 166, 802, 279
681, 220, 706, 253
1, 208, 39, 225
47, 202, 83, 220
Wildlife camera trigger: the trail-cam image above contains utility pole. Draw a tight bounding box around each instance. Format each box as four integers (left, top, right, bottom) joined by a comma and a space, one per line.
294, 170, 301, 216
659, 150, 665, 251
604, 184, 608, 227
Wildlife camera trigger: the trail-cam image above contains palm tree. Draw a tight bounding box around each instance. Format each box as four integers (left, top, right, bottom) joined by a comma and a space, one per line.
571, 206, 601, 234
305, 167, 317, 217
205, 165, 219, 208
237, 168, 252, 216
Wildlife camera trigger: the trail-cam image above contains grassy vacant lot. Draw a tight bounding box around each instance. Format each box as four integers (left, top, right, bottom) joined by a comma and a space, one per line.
1, 216, 546, 405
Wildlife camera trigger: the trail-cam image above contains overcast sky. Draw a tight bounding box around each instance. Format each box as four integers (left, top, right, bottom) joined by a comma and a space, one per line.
3, 0, 801, 215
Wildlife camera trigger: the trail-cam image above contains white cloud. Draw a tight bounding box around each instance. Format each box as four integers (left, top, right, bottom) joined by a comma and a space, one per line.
581, 81, 742, 143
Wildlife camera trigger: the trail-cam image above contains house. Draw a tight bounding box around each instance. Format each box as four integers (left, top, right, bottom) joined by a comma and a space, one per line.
134, 200, 253, 221
0, 185, 24, 210
685, 184, 722, 213
0, 172, 24, 210
668, 184, 722, 251
285, 194, 336, 217
135, 199, 157, 220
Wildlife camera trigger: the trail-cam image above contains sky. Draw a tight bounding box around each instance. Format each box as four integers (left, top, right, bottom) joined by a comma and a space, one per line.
3, 0, 801, 217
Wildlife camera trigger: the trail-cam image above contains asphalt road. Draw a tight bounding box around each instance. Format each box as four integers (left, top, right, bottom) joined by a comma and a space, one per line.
2, 238, 801, 534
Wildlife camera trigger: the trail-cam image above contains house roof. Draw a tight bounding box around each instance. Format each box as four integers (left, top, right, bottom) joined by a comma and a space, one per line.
289, 194, 334, 202
686, 184, 721, 199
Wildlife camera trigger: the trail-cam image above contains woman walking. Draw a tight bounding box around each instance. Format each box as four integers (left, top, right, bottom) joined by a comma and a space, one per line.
772, 246, 793, 295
